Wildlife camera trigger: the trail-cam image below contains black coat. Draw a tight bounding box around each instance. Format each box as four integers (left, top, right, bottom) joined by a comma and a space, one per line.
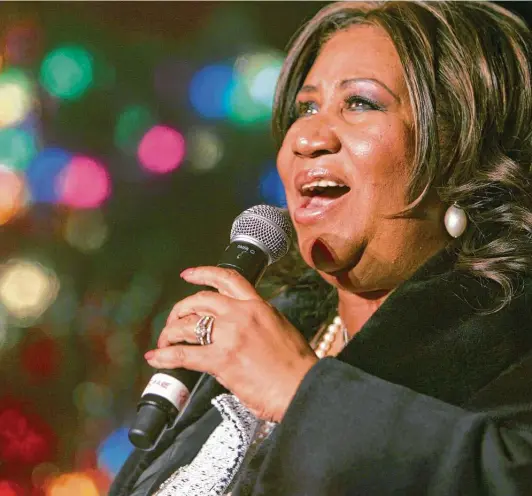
111, 249, 532, 495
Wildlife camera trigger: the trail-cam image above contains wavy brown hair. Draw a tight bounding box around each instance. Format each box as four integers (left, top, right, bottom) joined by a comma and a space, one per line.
268, 1, 532, 312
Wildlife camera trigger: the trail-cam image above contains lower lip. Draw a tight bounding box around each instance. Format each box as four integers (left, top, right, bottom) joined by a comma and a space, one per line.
293, 193, 349, 225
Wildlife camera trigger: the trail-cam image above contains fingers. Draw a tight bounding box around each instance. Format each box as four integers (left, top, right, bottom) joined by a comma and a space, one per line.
158, 314, 201, 348
181, 266, 259, 300
167, 290, 237, 325
145, 344, 214, 374
151, 265, 265, 383
166, 266, 260, 325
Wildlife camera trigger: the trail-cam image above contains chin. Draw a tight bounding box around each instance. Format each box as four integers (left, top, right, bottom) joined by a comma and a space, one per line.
319, 268, 391, 299
318, 270, 352, 290
298, 235, 365, 286
320, 266, 361, 291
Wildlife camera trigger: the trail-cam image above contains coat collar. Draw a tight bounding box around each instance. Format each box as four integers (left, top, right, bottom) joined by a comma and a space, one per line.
337, 247, 532, 406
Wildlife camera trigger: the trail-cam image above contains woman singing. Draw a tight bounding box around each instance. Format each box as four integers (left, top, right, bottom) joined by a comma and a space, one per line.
111, 1, 532, 494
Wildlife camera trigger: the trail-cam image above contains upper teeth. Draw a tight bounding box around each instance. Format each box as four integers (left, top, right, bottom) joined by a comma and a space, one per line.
301, 180, 345, 191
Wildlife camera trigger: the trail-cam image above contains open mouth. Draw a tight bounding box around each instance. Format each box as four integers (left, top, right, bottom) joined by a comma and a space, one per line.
300, 181, 351, 208
295, 180, 351, 224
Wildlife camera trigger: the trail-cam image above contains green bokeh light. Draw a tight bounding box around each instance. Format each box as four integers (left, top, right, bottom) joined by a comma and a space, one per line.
0, 128, 37, 171
39, 45, 94, 100
227, 79, 272, 125
114, 105, 157, 155
227, 52, 284, 127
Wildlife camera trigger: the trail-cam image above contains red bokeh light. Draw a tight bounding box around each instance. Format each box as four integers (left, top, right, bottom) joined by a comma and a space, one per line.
0, 480, 24, 496
3, 19, 44, 66
0, 397, 56, 466
20, 337, 61, 381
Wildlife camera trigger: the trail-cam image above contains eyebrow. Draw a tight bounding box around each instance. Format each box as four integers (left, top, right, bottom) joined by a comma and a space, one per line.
298, 78, 401, 103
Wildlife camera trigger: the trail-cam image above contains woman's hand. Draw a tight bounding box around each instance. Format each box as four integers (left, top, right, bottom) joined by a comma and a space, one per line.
144, 266, 319, 422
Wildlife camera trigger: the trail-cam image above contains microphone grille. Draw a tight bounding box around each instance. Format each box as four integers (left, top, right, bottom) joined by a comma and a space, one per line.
230, 205, 292, 264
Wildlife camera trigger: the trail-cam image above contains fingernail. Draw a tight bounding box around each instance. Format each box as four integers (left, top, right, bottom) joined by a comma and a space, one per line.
180, 268, 194, 278
144, 350, 155, 360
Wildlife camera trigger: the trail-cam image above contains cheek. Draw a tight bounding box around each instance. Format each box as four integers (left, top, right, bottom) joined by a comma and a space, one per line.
276, 147, 293, 194
348, 126, 412, 195
351, 140, 372, 156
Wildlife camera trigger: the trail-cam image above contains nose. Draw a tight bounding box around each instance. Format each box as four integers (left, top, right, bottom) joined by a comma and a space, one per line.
292, 119, 341, 158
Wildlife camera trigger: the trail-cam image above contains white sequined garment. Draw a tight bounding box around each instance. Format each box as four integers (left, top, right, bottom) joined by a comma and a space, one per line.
153, 394, 260, 496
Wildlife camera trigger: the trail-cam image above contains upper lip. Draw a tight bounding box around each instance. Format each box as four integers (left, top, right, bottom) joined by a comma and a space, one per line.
294, 167, 349, 195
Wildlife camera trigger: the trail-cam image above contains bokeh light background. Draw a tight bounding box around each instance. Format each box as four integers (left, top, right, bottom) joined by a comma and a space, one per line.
0, 2, 529, 493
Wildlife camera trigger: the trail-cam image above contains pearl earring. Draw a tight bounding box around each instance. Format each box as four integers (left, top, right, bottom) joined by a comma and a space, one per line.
444, 203, 467, 238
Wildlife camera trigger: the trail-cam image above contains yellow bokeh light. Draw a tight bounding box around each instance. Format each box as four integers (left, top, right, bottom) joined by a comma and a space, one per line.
186, 127, 224, 172
0, 68, 33, 128
0, 259, 59, 321
45, 472, 99, 496
63, 209, 108, 253
0, 83, 32, 128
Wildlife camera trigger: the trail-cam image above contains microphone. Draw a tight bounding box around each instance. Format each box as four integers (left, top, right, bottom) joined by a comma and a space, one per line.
128, 205, 292, 450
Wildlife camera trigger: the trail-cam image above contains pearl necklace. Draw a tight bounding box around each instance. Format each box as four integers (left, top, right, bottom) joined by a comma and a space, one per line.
251, 315, 347, 446
315, 315, 348, 358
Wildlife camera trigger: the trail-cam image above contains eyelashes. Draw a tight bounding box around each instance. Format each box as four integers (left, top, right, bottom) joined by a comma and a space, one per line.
291, 94, 385, 120
345, 95, 384, 112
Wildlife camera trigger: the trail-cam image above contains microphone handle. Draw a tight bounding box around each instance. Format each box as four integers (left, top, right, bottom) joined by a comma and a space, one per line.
129, 241, 269, 450
217, 239, 270, 282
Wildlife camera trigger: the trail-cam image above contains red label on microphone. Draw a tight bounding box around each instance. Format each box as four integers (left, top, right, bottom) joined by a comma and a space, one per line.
142, 373, 190, 411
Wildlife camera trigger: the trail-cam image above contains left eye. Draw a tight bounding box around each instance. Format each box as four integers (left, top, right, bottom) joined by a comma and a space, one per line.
346, 96, 382, 112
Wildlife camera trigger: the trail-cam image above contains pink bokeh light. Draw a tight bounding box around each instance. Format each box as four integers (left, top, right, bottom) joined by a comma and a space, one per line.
56, 156, 111, 209
137, 125, 185, 174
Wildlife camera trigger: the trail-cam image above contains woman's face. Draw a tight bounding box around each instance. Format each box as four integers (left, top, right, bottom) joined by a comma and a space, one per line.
277, 24, 449, 294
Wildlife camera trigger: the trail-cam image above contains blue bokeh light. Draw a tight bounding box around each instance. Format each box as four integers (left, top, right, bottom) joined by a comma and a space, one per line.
97, 427, 135, 477
259, 163, 286, 208
26, 147, 72, 203
249, 65, 282, 107
189, 64, 235, 119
